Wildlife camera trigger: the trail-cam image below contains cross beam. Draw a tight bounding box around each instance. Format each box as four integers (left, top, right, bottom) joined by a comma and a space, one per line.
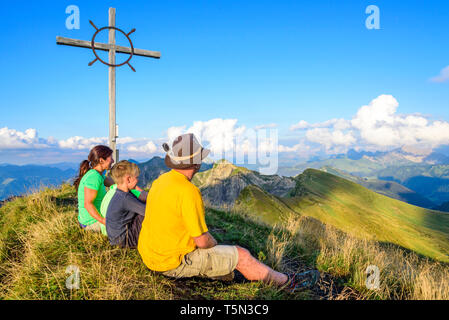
56, 37, 161, 59
56, 7, 160, 163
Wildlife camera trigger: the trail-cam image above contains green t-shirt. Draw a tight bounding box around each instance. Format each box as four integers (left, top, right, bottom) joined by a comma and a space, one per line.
77, 169, 107, 226
100, 184, 142, 236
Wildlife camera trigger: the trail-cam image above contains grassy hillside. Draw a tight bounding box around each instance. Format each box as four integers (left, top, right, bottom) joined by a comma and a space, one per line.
234, 185, 297, 224
1, 184, 448, 300
0, 184, 326, 300
320, 166, 435, 209
284, 169, 449, 263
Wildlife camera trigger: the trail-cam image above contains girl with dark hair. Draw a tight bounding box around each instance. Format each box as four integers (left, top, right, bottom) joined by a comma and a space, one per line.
74, 145, 115, 232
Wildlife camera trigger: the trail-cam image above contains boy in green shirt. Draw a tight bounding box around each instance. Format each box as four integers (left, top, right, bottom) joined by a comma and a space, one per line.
100, 161, 148, 247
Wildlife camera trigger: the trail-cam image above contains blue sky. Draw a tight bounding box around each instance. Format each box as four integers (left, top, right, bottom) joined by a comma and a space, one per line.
1, 0, 449, 165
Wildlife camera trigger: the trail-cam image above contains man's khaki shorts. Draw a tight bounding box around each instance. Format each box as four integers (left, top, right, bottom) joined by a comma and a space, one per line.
162, 245, 239, 279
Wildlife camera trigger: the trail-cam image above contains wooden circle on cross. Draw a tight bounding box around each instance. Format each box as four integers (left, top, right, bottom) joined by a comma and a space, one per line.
90, 26, 135, 68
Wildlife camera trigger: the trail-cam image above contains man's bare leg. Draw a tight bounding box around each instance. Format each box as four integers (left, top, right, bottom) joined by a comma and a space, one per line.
235, 246, 288, 286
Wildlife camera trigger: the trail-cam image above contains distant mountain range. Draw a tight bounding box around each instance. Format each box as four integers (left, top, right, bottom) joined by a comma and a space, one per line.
278, 147, 449, 177
3, 145, 449, 212
137, 156, 213, 189
0, 157, 212, 202
0, 165, 76, 201
276, 147, 449, 207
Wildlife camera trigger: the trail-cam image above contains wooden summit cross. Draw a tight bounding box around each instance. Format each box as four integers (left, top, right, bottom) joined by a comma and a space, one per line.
56, 7, 161, 162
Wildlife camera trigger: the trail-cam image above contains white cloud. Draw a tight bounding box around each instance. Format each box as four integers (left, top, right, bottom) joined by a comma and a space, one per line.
0, 127, 162, 163
254, 123, 278, 130
290, 118, 351, 131
290, 120, 309, 131
126, 141, 158, 154
430, 66, 449, 83
288, 94, 449, 155
350, 94, 449, 148
165, 118, 280, 163
305, 128, 356, 151
58, 136, 108, 150
0, 127, 48, 149
3, 94, 449, 165
166, 125, 187, 142
167, 118, 246, 155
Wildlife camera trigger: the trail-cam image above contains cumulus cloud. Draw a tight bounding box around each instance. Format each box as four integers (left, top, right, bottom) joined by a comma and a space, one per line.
351, 94, 449, 148
0, 127, 47, 149
290, 120, 309, 131
166, 118, 279, 166
58, 136, 107, 150
254, 123, 278, 130
126, 141, 158, 154
430, 66, 449, 83
3, 94, 449, 165
290, 118, 351, 131
288, 94, 449, 155
305, 128, 356, 150
278, 140, 314, 153
167, 118, 247, 155
0, 127, 161, 164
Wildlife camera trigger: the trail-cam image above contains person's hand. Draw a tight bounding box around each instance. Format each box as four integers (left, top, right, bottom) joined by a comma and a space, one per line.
194, 232, 217, 249
134, 185, 143, 192
98, 217, 106, 225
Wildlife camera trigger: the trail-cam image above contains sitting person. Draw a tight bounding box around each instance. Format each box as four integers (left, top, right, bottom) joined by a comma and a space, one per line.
99, 184, 144, 236
137, 133, 320, 292
74, 145, 115, 232
101, 160, 148, 248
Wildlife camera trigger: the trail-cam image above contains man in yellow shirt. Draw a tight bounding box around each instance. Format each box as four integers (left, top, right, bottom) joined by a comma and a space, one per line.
138, 133, 319, 292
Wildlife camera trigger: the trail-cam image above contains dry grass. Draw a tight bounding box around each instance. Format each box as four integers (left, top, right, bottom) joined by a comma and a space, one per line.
0, 185, 295, 300
270, 212, 449, 300
0, 185, 174, 300
1, 185, 448, 300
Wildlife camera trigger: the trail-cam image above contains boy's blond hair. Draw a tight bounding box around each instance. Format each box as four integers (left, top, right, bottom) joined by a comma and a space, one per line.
110, 160, 140, 184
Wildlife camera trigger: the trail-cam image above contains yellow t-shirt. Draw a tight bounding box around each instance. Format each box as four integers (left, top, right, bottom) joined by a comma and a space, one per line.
137, 169, 208, 272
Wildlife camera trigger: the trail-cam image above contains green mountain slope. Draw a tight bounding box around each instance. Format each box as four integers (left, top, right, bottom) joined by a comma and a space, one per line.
320, 166, 435, 209
191, 161, 449, 262
235, 185, 296, 224
283, 169, 449, 262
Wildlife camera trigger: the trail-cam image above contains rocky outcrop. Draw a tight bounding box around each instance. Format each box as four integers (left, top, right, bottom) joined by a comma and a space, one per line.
192, 159, 296, 208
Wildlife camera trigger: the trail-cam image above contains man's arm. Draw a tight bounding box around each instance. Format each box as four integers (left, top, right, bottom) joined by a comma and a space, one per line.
104, 176, 115, 188
137, 190, 148, 203
193, 232, 217, 249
